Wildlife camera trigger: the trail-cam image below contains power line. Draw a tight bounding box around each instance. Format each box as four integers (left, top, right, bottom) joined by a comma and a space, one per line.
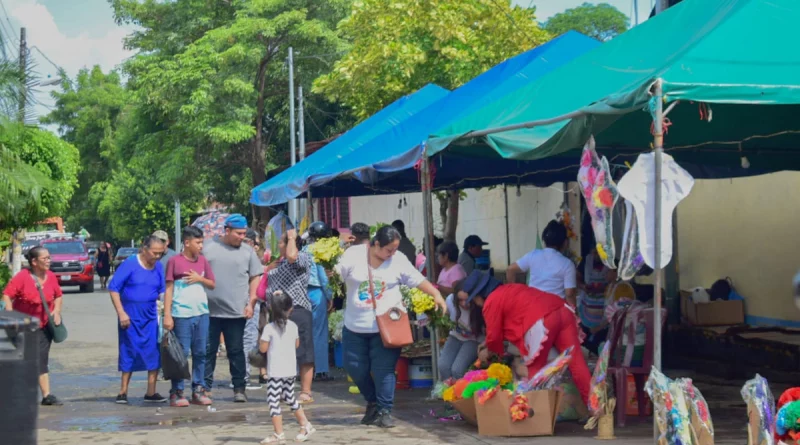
487, 0, 541, 44
0, 0, 18, 45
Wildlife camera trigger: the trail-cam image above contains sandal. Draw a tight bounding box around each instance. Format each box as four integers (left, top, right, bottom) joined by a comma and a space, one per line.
297, 392, 314, 404
313, 373, 334, 382
260, 432, 286, 444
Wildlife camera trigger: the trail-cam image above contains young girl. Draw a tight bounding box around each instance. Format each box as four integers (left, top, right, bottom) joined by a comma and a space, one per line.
259, 291, 315, 444
438, 281, 485, 380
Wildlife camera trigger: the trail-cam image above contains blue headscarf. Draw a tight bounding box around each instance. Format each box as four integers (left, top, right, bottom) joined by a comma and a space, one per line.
224, 213, 248, 229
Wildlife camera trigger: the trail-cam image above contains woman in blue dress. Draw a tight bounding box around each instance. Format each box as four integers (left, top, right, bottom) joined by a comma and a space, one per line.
108, 235, 168, 404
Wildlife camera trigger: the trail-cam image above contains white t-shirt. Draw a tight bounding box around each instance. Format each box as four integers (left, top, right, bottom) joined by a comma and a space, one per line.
335, 244, 425, 334
260, 320, 299, 378
515, 248, 577, 299
446, 294, 480, 341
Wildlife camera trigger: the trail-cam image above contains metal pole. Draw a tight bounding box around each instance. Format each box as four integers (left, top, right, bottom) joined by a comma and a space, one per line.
652, 78, 664, 443
298, 85, 306, 223
633, 0, 639, 26
503, 185, 511, 268
288, 47, 297, 224
174, 199, 181, 253
656, 0, 670, 14
421, 155, 440, 382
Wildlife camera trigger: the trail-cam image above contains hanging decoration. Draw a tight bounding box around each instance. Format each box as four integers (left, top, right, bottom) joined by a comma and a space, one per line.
617, 151, 694, 269
617, 200, 645, 281
646, 368, 715, 445
577, 135, 619, 269
741, 374, 775, 445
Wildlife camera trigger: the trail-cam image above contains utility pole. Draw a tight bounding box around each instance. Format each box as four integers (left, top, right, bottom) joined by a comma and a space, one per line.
633, 0, 639, 26
288, 47, 298, 224
298, 85, 312, 222
655, 0, 670, 14
18, 27, 26, 124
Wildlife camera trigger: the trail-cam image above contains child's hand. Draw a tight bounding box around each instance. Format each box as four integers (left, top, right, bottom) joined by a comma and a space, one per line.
184, 270, 204, 285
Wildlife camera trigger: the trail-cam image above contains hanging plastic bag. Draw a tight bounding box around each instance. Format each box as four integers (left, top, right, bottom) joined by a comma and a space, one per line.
161, 330, 190, 380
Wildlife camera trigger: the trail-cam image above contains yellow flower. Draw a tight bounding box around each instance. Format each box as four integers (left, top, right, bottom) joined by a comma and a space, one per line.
409, 288, 435, 314
442, 386, 455, 402
487, 363, 513, 386
309, 237, 344, 269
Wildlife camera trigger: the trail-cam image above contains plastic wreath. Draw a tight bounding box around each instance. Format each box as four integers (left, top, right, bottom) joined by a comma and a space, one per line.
478, 386, 500, 405
463, 369, 488, 382
775, 388, 800, 443
452, 379, 469, 401
442, 386, 456, 402
741, 374, 775, 445
677, 378, 714, 439
486, 363, 513, 386
510, 394, 533, 422
519, 346, 573, 392
462, 378, 499, 400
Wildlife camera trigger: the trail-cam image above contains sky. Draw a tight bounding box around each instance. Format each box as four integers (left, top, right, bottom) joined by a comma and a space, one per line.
0, 0, 652, 122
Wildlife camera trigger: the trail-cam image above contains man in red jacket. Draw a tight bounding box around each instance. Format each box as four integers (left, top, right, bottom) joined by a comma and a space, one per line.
461, 270, 590, 405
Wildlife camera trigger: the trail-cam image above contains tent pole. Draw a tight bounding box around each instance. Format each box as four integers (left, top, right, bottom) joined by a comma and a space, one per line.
504, 185, 511, 268
421, 154, 440, 381
652, 78, 664, 443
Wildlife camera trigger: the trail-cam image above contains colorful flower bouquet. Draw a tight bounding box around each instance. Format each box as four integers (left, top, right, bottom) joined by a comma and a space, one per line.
584, 341, 616, 438
400, 285, 453, 332
646, 368, 715, 445
309, 236, 345, 299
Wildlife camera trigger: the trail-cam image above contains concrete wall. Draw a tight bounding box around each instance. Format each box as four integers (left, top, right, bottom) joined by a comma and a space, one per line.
349, 185, 565, 269
677, 171, 800, 325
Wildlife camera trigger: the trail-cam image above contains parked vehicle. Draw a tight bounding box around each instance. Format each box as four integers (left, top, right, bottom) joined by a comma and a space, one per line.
20, 239, 41, 268
41, 238, 95, 293
113, 247, 138, 270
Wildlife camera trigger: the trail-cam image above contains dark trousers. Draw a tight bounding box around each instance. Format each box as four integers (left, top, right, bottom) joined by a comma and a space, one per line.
342, 327, 401, 411
581, 324, 609, 356
204, 317, 246, 391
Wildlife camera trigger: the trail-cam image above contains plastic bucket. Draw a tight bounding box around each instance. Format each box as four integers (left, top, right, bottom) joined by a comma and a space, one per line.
409, 357, 433, 389
0, 311, 40, 445
333, 340, 343, 368
395, 357, 410, 389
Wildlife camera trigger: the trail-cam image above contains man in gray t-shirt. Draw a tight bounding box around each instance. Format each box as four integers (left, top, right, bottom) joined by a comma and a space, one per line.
201, 214, 262, 402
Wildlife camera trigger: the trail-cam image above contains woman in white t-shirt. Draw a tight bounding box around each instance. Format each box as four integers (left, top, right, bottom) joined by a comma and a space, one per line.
335, 226, 446, 429
438, 280, 484, 381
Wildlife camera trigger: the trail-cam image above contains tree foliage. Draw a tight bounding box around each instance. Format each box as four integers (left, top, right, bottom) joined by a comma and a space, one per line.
313, 0, 550, 119
544, 2, 628, 42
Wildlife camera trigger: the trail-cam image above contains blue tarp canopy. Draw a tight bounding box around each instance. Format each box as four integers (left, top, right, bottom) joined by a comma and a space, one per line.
250, 83, 449, 206
250, 32, 600, 205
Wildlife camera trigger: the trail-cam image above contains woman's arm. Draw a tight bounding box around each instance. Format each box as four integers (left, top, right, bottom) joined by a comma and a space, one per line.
285, 229, 298, 263
1, 294, 12, 311
259, 339, 269, 354
505, 263, 522, 283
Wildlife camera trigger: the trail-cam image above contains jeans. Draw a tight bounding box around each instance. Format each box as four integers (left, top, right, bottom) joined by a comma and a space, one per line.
310, 288, 329, 374
171, 314, 209, 393
342, 327, 400, 411
438, 335, 478, 380
243, 303, 261, 380
204, 317, 247, 391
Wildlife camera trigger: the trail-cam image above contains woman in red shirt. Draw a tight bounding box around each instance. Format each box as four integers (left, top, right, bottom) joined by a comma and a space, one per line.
460, 270, 590, 406
2, 246, 64, 406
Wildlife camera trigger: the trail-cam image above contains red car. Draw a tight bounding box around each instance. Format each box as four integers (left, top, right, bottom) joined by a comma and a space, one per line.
41, 238, 95, 293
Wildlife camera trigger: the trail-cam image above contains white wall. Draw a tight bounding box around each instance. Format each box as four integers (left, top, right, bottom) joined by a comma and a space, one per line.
349, 185, 564, 269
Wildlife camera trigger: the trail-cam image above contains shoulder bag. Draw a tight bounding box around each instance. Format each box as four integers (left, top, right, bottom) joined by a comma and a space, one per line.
367, 248, 413, 348
31, 271, 68, 343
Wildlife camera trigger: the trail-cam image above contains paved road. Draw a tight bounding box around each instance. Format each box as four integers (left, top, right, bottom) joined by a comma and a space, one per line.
34, 278, 757, 444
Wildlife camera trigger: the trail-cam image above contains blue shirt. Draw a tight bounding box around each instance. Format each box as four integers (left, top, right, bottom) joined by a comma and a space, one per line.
109, 255, 166, 305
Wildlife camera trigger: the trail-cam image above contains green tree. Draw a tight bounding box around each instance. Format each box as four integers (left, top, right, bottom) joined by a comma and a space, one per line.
313, 0, 550, 119
544, 2, 628, 42
112, 0, 351, 221
41, 66, 127, 240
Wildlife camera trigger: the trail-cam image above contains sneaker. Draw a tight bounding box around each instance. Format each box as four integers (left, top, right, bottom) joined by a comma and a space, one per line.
233, 391, 247, 403
115, 393, 128, 404
373, 409, 395, 429
260, 432, 286, 444
258, 374, 268, 385
361, 402, 379, 425
295, 422, 316, 442
41, 394, 63, 406
191, 390, 212, 406
169, 391, 190, 407
144, 393, 167, 403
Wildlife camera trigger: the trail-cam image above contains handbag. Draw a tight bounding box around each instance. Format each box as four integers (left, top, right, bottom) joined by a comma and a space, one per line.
367, 248, 412, 348
31, 271, 68, 343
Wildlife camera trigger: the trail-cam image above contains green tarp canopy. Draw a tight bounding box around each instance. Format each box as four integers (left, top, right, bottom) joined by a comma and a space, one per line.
427, 0, 800, 175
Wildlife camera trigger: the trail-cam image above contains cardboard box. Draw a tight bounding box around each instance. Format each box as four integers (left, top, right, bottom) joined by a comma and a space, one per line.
452, 397, 477, 425
475, 390, 561, 437
680, 290, 744, 326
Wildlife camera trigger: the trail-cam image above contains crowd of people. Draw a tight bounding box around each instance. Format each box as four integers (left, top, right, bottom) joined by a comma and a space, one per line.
1, 212, 619, 440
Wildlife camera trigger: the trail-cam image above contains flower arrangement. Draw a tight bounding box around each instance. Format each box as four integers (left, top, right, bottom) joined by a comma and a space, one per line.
328, 310, 344, 342
309, 236, 345, 298
584, 341, 615, 431
400, 285, 453, 331
487, 363, 513, 386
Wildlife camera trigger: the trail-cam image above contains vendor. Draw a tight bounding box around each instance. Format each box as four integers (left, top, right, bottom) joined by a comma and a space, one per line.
463, 270, 590, 405
438, 280, 484, 380
436, 241, 467, 296
576, 247, 616, 354
458, 235, 487, 275
505, 221, 577, 307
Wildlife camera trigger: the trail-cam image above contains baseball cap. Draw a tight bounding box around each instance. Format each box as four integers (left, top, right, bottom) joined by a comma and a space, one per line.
152, 230, 169, 242
463, 235, 488, 250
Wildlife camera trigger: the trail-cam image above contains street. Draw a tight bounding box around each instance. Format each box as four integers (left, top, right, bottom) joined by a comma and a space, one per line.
37, 278, 753, 445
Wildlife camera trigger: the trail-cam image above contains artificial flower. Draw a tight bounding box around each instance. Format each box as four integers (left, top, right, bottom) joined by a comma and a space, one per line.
487, 363, 513, 386
442, 386, 456, 402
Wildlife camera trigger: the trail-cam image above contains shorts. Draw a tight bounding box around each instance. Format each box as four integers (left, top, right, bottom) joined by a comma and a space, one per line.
38, 328, 53, 375
267, 377, 299, 417
289, 306, 314, 366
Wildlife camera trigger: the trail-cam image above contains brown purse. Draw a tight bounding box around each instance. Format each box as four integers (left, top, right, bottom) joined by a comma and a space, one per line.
367, 248, 413, 348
